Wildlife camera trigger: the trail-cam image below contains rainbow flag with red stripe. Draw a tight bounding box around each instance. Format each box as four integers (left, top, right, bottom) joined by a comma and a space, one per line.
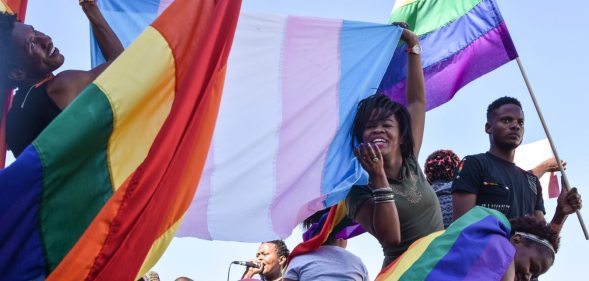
376, 206, 515, 281
380, 0, 518, 110
0, 0, 241, 279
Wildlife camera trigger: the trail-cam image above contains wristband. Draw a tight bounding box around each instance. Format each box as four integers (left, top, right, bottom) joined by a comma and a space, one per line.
79, 0, 96, 5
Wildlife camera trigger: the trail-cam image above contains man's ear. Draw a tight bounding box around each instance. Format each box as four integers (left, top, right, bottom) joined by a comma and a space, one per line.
485, 122, 491, 134
8, 68, 26, 82
278, 255, 287, 266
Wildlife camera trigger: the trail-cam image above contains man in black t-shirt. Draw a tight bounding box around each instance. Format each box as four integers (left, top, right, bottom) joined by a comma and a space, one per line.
452, 97, 581, 236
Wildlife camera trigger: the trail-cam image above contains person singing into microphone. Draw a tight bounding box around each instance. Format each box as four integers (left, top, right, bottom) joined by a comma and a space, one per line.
241, 240, 290, 281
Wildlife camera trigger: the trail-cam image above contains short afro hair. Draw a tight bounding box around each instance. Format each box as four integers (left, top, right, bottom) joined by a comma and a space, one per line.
486, 96, 522, 121
0, 12, 18, 89
424, 149, 460, 183
264, 240, 290, 258
510, 216, 559, 256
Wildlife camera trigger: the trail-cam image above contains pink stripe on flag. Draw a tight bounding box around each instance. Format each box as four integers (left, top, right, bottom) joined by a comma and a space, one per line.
270, 16, 342, 237
176, 143, 214, 239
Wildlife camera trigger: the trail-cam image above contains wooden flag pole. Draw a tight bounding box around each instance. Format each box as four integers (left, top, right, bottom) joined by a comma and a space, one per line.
516, 57, 589, 240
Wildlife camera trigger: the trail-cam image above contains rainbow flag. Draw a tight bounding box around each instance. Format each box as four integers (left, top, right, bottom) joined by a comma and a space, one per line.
0, 0, 27, 21
0, 0, 241, 279
380, 0, 518, 109
90, 1, 404, 242
376, 206, 515, 281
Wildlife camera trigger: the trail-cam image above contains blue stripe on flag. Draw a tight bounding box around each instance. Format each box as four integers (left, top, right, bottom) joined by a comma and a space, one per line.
322, 21, 402, 207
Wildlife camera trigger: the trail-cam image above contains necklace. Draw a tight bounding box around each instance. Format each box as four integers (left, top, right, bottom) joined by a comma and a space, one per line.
20, 75, 54, 108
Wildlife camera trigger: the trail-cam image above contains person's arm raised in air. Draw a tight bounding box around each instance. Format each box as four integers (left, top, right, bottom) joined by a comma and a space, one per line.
400, 27, 426, 158
48, 0, 124, 109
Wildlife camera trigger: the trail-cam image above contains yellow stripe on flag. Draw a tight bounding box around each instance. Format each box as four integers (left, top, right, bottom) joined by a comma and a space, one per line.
376, 230, 444, 280
135, 217, 184, 280
94, 27, 175, 190
0, 0, 13, 13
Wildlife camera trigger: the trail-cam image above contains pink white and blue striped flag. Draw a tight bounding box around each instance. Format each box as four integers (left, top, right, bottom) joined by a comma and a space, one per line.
90, 0, 401, 241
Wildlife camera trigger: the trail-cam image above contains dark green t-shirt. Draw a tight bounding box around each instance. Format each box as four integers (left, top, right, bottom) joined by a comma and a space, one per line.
345, 155, 444, 267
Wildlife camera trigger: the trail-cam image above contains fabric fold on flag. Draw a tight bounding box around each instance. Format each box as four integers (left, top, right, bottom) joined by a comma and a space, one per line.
380, 0, 518, 110
0, 0, 242, 280
375, 206, 515, 281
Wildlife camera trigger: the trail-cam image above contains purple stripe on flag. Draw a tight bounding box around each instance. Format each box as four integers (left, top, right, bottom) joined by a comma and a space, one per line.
270, 16, 342, 237
384, 22, 517, 110
176, 144, 214, 239
425, 215, 514, 280
463, 234, 515, 280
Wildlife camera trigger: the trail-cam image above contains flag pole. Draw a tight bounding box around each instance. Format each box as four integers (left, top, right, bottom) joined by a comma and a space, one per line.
515, 57, 589, 240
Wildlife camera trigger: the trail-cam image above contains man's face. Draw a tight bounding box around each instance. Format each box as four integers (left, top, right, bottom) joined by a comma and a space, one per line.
10, 22, 64, 80
256, 243, 285, 278
486, 104, 524, 151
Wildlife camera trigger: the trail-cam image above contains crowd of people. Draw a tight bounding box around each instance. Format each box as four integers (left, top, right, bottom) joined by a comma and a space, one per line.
0, 2, 583, 281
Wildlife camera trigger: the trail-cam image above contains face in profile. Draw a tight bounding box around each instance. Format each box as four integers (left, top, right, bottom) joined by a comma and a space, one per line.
10, 22, 65, 81
256, 242, 286, 278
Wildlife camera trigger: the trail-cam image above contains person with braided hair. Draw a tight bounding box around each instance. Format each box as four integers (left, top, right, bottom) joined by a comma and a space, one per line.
345, 25, 443, 268
0, 0, 123, 158
424, 149, 460, 228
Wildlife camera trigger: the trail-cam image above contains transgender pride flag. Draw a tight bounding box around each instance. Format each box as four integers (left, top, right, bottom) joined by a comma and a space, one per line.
92, 1, 401, 241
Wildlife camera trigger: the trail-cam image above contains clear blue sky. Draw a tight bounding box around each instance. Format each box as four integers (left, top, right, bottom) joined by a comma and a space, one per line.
16, 0, 589, 280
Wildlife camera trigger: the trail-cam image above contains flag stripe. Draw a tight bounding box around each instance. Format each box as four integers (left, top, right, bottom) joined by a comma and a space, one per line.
271, 16, 342, 238
175, 144, 215, 239
383, 0, 510, 90
384, 22, 516, 109
322, 21, 402, 206
96, 27, 175, 191
35, 84, 114, 271
376, 231, 444, 280
204, 13, 286, 241
0, 147, 44, 280
390, 0, 480, 36
376, 207, 513, 281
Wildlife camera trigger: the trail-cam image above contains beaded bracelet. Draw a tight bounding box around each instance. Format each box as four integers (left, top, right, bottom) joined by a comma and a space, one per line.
79, 0, 96, 5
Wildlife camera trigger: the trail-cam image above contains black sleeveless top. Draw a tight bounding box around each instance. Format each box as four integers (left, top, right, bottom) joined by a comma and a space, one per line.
6, 83, 62, 157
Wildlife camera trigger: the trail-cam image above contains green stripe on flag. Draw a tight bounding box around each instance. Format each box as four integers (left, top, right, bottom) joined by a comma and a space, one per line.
398, 207, 508, 280
34, 83, 115, 271
389, 0, 481, 36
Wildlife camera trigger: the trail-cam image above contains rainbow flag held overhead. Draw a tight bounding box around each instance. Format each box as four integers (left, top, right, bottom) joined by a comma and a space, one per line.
0, 0, 241, 279
380, 0, 518, 110
376, 206, 515, 281
91, 0, 404, 242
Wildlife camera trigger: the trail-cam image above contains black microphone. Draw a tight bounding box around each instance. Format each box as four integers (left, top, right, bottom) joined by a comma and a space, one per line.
232, 261, 261, 268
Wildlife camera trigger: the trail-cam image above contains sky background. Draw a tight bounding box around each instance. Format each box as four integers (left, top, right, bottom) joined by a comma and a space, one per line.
11, 0, 589, 280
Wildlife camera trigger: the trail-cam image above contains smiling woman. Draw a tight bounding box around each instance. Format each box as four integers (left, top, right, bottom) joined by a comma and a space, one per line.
344, 27, 444, 268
